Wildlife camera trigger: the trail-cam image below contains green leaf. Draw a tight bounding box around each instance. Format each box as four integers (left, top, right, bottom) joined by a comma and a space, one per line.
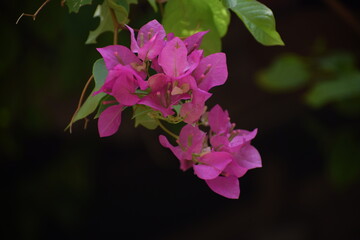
132, 105, 159, 130
93, 59, 108, 87
86, 0, 129, 44
108, 0, 129, 12
207, 0, 230, 37
257, 54, 310, 92
225, 0, 284, 46
318, 51, 356, 74
65, 0, 92, 13
163, 0, 229, 55
306, 72, 360, 108
147, 0, 158, 12
67, 59, 108, 129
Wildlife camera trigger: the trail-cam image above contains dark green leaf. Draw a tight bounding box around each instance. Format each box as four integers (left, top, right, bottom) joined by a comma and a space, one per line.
306, 72, 360, 108
86, 0, 129, 44
133, 105, 158, 130
66, 0, 92, 13
257, 54, 310, 92
225, 0, 284, 46
163, 0, 230, 55
318, 51, 356, 74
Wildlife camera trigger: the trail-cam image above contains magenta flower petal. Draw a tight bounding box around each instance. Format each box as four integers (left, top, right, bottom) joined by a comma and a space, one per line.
99, 65, 146, 105
180, 49, 203, 79
151, 57, 163, 73
97, 45, 141, 70
208, 104, 231, 134
139, 97, 175, 117
183, 31, 208, 53
111, 75, 140, 106
180, 88, 212, 124
139, 73, 190, 116
233, 144, 262, 169
194, 165, 221, 180
210, 135, 229, 150
239, 128, 258, 142
138, 74, 174, 116
138, 20, 166, 47
228, 129, 258, 152
178, 124, 206, 157
224, 161, 248, 178
166, 32, 175, 41
194, 152, 232, 180
159, 135, 193, 171
126, 25, 140, 53
98, 104, 123, 137
158, 37, 188, 78
205, 176, 240, 199
138, 34, 165, 61
193, 53, 228, 91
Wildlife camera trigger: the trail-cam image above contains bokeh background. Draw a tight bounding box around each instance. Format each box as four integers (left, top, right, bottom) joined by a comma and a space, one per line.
2, 0, 360, 239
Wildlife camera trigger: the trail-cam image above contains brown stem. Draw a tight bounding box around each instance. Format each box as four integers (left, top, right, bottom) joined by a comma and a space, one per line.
323, 0, 360, 37
69, 75, 94, 133
83, 117, 90, 130
109, 7, 120, 45
158, 1, 164, 17
16, 0, 51, 24
109, 7, 140, 44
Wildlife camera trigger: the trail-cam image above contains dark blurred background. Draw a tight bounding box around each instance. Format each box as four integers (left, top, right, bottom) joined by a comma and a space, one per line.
2, 0, 360, 239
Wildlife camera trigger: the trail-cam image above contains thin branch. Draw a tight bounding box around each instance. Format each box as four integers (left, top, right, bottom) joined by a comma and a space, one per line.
109, 7, 120, 45
109, 7, 139, 44
157, 119, 179, 140
83, 117, 90, 130
158, 1, 164, 17
323, 0, 360, 37
16, 0, 51, 24
69, 75, 94, 133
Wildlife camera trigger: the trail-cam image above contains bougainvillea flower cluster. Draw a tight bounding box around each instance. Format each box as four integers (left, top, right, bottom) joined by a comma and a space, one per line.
160, 105, 261, 199
94, 20, 261, 199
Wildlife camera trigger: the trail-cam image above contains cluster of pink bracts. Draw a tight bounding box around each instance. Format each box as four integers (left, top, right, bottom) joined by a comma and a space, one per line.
95, 20, 261, 199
